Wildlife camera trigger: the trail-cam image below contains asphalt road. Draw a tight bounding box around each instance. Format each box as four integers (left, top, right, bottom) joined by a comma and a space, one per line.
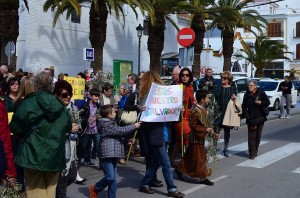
67, 105, 300, 198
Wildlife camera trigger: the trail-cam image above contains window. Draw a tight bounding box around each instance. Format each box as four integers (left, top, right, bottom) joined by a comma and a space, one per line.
244, 25, 251, 33
296, 44, 300, 60
71, 10, 80, 24
296, 22, 300, 37
268, 23, 282, 37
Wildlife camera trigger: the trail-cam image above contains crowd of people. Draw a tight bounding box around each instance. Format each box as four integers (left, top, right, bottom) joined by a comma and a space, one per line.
0, 63, 271, 198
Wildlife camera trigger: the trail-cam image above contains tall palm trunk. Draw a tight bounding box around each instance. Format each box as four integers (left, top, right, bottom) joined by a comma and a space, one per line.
222, 28, 234, 72
148, 12, 165, 75
89, 0, 108, 71
191, 14, 205, 78
255, 64, 265, 77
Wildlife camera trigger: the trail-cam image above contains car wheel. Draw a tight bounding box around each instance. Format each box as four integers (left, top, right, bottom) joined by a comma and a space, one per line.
273, 99, 280, 110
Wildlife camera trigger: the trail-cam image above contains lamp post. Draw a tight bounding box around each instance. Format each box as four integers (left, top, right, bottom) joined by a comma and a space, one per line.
136, 24, 144, 74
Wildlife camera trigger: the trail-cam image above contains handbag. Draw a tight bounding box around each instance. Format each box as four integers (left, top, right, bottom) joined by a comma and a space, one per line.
120, 93, 138, 125
0, 139, 7, 179
260, 105, 269, 117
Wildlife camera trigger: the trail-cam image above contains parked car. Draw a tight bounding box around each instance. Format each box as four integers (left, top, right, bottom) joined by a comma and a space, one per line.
291, 80, 300, 96
258, 79, 297, 110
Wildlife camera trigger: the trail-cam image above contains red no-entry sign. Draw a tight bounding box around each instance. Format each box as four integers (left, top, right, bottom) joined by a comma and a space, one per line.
177, 28, 195, 47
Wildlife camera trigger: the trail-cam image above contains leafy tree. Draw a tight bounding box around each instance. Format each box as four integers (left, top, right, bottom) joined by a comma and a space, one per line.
210, 0, 267, 72
140, 0, 190, 74
44, 0, 145, 71
235, 36, 291, 77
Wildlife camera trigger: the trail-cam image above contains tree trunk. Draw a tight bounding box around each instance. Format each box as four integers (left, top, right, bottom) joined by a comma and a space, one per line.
148, 12, 165, 75
222, 28, 234, 72
89, 0, 108, 72
191, 14, 205, 79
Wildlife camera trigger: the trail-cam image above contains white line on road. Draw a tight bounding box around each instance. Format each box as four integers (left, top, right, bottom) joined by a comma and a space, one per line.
237, 143, 300, 168
182, 175, 229, 195
218, 140, 269, 160
179, 35, 193, 39
292, 167, 300, 174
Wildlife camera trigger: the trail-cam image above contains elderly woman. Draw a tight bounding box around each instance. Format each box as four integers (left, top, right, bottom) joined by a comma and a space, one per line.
99, 82, 115, 107
242, 80, 270, 159
10, 71, 72, 198
213, 71, 236, 157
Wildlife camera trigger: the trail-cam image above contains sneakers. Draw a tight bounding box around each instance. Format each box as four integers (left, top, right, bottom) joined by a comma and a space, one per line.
89, 185, 98, 198
279, 115, 285, 119
167, 191, 185, 197
286, 115, 290, 119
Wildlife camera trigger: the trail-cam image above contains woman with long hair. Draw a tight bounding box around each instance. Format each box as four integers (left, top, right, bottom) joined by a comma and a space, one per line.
213, 71, 237, 157
139, 71, 184, 198
170, 68, 195, 167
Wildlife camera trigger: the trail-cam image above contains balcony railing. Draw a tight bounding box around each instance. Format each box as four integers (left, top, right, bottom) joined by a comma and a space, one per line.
261, 31, 284, 37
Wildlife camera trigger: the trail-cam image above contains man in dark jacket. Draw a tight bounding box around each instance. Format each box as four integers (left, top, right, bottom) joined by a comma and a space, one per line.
194, 68, 215, 93
279, 76, 293, 119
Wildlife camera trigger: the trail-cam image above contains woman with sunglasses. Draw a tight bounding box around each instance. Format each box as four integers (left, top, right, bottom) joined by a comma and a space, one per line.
170, 68, 195, 167
2, 77, 20, 112
213, 71, 236, 157
53, 80, 87, 198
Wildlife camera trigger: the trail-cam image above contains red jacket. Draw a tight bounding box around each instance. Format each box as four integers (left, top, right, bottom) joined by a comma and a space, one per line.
0, 100, 16, 178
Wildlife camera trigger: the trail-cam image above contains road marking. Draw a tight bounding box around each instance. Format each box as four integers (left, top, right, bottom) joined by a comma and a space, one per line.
182, 175, 229, 195
179, 35, 193, 39
292, 167, 300, 174
237, 143, 300, 168
218, 140, 269, 160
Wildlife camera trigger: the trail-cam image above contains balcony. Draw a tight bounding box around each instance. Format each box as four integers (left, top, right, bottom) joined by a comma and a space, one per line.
261, 31, 284, 38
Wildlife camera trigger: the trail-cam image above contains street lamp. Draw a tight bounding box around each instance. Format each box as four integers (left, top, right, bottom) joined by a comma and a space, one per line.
136, 24, 144, 74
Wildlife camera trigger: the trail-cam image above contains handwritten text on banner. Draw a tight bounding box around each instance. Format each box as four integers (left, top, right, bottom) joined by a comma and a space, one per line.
140, 83, 183, 122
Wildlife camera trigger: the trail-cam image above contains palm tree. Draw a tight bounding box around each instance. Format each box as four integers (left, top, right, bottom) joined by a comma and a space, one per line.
210, 0, 267, 72
44, 0, 144, 71
235, 36, 291, 77
183, 0, 214, 78
138, 0, 190, 74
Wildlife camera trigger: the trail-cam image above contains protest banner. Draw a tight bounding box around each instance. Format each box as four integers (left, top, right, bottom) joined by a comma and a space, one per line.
64, 76, 85, 100
140, 83, 183, 122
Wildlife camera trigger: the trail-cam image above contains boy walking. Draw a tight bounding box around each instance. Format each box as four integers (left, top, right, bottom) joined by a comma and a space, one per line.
89, 105, 141, 198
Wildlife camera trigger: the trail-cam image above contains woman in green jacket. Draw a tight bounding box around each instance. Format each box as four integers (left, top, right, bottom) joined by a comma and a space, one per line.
10, 72, 72, 198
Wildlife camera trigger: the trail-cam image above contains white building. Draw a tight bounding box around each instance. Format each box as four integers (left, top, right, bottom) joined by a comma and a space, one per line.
17, 0, 187, 78
204, 0, 300, 78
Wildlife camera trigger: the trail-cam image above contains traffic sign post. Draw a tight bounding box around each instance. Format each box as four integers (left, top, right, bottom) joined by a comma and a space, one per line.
177, 28, 195, 47
83, 48, 94, 61
5, 41, 15, 66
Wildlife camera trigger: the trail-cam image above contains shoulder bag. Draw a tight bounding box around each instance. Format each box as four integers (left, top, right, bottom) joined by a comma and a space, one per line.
120, 93, 138, 125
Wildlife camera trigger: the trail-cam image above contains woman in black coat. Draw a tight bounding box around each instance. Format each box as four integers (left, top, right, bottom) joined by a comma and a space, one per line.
242, 80, 270, 159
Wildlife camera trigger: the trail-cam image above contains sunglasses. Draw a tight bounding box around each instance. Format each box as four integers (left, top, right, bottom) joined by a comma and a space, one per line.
181, 74, 190, 77
61, 92, 71, 99
221, 77, 228, 80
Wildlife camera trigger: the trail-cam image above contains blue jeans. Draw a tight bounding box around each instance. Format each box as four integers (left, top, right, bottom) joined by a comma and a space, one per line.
94, 158, 117, 198
141, 143, 177, 193
82, 133, 100, 163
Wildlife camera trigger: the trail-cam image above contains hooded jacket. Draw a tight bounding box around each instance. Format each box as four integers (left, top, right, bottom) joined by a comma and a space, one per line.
10, 91, 72, 171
